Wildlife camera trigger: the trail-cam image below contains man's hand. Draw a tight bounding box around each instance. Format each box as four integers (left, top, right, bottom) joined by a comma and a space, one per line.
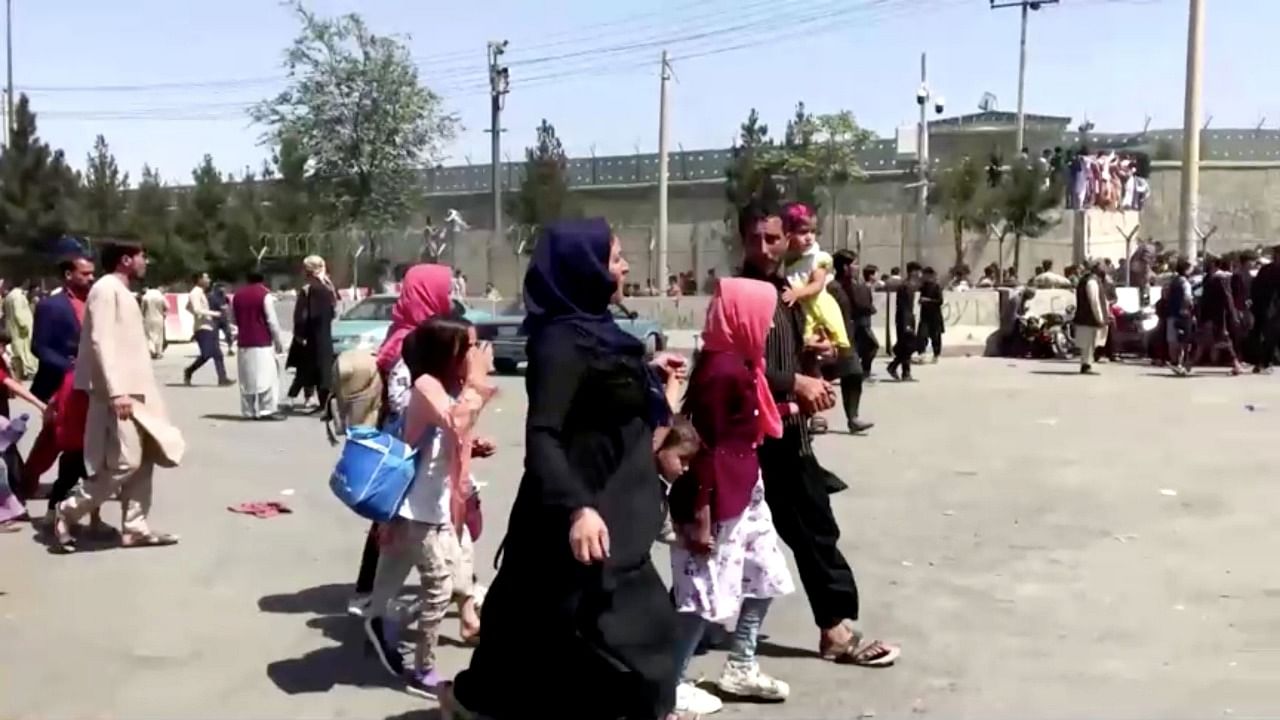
111, 395, 135, 421
781, 288, 798, 306
569, 507, 610, 564
794, 374, 836, 414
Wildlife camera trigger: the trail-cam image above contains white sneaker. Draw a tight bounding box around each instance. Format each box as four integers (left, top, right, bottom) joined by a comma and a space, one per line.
716, 661, 789, 702
675, 682, 723, 715
346, 594, 370, 617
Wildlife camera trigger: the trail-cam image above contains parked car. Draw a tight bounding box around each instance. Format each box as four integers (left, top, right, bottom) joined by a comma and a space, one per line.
474, 300, 666, 373
331, 294, 491, 353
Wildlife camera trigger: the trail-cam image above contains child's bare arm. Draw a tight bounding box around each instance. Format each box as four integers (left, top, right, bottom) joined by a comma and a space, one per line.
783, 266, 830, 304
3, 378, 46, 414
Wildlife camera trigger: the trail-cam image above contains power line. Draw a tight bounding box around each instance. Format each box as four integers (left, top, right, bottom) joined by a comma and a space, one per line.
34, 0, 944, 121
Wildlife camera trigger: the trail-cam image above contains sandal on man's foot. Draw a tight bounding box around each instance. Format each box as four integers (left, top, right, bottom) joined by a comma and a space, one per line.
821, 636, 900, 667
52, 514, 77, 553
120, 532, 180, 548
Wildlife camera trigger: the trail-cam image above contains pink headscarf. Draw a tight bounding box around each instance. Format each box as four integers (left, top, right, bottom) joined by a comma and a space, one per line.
699, 278, 783, 444
376, 264, 453, 372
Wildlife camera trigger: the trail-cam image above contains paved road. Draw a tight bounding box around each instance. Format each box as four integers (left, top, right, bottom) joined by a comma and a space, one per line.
4, 352, 1279, 719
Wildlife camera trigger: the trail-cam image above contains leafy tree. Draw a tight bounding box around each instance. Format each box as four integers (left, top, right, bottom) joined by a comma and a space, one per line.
174, 154, 230, 273
81, 134, 130, 236
0, 94, 78, 268
221, 168, 267, 278
930, 156, 985, 270
509, 118, 577, 252
250, 1, 459, 254
995, 161, 1061, 277
724, 108, 781, 224
772, 107, 874, 207
263, 132, 315, 235
128, 165, 192, 282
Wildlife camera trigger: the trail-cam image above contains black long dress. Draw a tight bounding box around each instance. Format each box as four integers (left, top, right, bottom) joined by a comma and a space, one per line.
285, 280, 335, 397
453, 322, 675, 720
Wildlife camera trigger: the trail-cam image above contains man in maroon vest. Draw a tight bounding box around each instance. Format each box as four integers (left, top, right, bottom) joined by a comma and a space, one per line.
231, 271, 285, 420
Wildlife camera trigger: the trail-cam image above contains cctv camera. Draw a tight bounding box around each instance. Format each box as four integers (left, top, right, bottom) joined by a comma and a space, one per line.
916, 84, 928, 105
934, 97, 946, 115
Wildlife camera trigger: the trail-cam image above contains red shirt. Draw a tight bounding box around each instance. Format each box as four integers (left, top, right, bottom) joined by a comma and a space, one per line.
669, 350, 762, 523
68, 292, 86, 325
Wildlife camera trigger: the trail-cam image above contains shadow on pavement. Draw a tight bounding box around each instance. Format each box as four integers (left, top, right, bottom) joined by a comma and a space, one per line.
264, 610, 398, 694
1028, 369, 1086, 376
754, 639, 818, 660
258, 583, 353, 615
384, 711, 443, 720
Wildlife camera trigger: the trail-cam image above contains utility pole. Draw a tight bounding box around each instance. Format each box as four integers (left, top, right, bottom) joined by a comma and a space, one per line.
916, 52, 929, 256
487, 40, 508, 289
914, 53, 945, 262
6, 0, 13, 146
990, 0, 1058, 154
488, 40, 509, 252
657, 51, 671, 287
1178, 0, 1205, 264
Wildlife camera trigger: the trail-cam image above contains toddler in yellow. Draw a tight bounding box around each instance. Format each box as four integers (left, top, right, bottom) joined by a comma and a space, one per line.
780, 203, 851, 351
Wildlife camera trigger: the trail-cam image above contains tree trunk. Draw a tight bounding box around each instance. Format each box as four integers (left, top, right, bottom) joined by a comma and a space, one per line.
1013, 233, 1023, 281
952, 221, 965, 272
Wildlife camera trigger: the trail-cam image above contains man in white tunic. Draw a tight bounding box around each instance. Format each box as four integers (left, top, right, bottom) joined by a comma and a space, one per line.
140, 286, 168, 359
53, 243, 185, 552
230, 270, 285, 419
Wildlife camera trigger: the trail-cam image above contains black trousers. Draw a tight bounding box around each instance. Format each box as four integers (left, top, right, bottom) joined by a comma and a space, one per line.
760, 436, 860, 628
1250, 313, 1278, 368
852, 323, 879, 376
826, 348, 863, 425
355, 522, 380, 594
46, 451, 86, 508
186, 328, 228, 382
917, 316, 943, 358
888, 331, 916, 378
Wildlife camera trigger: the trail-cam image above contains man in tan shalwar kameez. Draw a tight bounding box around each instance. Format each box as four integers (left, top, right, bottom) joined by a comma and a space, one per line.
53, 243, 185, 552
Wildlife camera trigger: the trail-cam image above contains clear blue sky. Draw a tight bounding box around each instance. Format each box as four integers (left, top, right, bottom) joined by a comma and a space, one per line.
13, 0, 1275, 184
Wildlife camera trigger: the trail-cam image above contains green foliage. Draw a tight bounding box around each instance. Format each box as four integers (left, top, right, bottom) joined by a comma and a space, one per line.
264, 132, 315, 235
174, 154, 230, 273
509, 119, 578, 252
724, 108, 781, 224
772, 106, 874, 205
128, 165, 190, 282
0, 95, 78, 268
250, 1, 459, 250
930, 156, 985, 269
724, 105, 873, 225
81, 134, 131, 236
993, 161, 1062, 275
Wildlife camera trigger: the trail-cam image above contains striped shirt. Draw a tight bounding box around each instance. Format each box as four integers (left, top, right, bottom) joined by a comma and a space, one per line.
740, 264, 812, 457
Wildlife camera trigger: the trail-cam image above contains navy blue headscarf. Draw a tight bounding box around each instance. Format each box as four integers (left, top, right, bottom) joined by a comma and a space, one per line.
523, 218, 671, 427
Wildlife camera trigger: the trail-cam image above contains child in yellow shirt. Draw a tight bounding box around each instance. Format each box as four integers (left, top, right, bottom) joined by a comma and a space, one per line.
780, 203, 851, 353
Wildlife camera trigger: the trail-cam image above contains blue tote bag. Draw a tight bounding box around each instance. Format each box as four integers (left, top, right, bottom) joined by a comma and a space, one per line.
329, 424, 418, 522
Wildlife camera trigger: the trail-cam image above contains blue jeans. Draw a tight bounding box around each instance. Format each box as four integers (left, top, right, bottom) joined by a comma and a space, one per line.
673, 597, 773, 681
186, 328, 228, 382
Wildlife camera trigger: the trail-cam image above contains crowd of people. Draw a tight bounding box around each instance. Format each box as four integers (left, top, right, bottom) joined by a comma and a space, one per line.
319, 202, 901, 719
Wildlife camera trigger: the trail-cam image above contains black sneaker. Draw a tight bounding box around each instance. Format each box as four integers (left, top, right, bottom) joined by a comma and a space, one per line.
364, 616, 404, 678
848, 419, 875, 434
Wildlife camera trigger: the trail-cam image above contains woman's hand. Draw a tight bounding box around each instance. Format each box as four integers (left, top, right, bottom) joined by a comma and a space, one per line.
649, 352, 688, 382
471, 436, 497, 458
569, 507, 610, 564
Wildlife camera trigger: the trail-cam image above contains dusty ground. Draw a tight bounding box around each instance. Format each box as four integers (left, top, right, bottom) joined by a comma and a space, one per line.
3, 351, 1279, 719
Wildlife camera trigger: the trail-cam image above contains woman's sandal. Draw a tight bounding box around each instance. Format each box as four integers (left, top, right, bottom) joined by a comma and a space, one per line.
821, 631, 901, 667
120, 532, 180, 549
51, 513, 77, 553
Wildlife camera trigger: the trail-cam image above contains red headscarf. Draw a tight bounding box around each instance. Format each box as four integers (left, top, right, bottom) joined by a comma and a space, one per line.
699, 278, 783, 444
376, 264, 452, 372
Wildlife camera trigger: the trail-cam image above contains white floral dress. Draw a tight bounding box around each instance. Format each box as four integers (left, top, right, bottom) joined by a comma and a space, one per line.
670, 477, 794, 622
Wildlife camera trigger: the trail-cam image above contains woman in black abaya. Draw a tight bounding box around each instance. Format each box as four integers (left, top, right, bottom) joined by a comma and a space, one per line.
447, 219, 684, 720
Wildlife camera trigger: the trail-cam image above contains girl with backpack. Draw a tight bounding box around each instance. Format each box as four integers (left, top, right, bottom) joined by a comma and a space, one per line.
363, 316, 497, 698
